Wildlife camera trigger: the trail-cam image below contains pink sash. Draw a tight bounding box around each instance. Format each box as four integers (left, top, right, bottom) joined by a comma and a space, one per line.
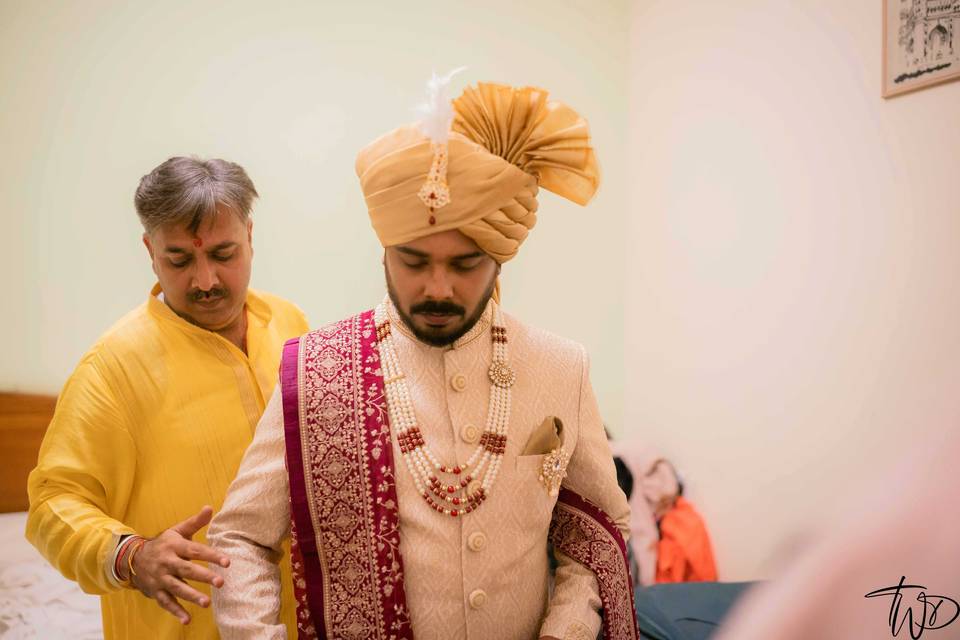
281, 310, 639, 639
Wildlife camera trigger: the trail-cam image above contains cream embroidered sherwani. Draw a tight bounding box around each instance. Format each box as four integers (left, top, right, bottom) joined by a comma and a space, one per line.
209, 302, 630, 640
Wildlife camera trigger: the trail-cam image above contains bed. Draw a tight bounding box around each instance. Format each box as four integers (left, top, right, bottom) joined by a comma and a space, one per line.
0, 392, 103, 639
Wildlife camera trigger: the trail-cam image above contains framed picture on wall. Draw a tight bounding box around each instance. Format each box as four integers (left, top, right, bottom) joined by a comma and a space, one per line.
883, 0, 960, 97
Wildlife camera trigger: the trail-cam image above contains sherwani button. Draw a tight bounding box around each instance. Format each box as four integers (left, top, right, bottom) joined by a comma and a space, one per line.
468, 589, 488, 609
461, 423, 479, 444
451, 373, 467, 392
467, 532, 487, 551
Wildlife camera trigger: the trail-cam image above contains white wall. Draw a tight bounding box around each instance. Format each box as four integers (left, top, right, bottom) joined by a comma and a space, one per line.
1, 1, 628, 431
628, 0, 960, 580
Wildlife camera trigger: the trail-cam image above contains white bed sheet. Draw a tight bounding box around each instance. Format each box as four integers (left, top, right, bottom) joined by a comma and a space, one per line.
0, 512, 103, 639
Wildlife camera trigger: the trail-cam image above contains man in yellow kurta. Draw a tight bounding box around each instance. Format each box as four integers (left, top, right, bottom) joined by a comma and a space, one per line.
26, 157, 308, 638
209, 78, 636, 639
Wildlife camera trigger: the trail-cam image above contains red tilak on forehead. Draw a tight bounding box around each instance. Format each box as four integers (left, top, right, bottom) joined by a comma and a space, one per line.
193, 238, 203, 248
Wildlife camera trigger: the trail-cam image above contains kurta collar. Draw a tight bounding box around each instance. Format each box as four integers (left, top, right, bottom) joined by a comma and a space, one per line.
147, 283, 273, 343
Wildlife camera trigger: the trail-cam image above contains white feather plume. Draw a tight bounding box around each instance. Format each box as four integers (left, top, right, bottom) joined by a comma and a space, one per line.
416, 67, 466, 144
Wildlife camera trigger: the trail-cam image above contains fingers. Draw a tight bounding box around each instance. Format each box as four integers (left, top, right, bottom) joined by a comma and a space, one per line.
173, 558, 225, 588
135, 508, 232, 625
161, 574, 211, 609
172, 505, 214, 538
135, 536, 228, 585
154, 589, 191, 625
178, 539, 230, 568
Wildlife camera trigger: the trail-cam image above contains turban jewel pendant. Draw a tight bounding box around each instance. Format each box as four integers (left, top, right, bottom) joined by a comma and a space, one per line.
418, 143, 450, 226
416, 68, 464, 225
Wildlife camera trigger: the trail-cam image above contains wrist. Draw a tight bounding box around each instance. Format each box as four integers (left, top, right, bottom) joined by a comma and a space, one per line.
114, 535, 144, 585
125, 537, 147, 584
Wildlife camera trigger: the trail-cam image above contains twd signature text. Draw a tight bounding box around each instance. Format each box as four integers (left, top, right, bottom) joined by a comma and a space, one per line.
865, 576, 959, 639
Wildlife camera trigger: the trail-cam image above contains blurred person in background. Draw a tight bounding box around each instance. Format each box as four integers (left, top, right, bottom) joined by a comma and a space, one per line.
716, 428, 960, 640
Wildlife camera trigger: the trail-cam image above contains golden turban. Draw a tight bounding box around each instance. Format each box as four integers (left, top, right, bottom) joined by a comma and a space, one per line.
356, 82, 600, 263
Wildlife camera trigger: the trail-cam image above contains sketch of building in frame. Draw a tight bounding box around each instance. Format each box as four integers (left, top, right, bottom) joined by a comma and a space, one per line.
884, 0, 960, 97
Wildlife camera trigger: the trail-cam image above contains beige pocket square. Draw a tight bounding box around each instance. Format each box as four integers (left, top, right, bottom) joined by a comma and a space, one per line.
522, 417, 570, 496
521, 416, 563, 455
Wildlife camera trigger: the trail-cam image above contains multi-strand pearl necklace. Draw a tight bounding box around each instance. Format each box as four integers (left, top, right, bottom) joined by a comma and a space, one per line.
374, 302, 515, 518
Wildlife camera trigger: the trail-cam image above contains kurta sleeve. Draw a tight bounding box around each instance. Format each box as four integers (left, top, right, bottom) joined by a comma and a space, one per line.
539, 348, 632, 640
208, 385, 291, 639
25, 355, 138, 595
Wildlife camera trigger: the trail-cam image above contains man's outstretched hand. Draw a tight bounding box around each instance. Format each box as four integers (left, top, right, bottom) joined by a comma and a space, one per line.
124, 505, 230, 625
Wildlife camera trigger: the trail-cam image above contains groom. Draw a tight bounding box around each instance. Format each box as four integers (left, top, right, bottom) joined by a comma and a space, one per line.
209, 78, 637, 640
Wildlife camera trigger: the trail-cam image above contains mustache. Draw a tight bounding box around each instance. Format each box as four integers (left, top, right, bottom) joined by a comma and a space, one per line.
188, 287, 228, 303
410, 300, 465, 316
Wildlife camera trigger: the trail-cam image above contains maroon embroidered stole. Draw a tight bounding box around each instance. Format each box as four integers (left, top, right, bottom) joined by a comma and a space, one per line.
282, 310, 638, 640
550, 489, 642, 640
281, 311, 410, 639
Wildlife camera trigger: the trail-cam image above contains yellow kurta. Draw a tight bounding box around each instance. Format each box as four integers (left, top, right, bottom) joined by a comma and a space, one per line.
26, 285, 309, 639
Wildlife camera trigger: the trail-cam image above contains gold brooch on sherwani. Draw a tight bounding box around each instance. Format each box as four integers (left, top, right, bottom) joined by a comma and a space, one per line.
522, 416, 570, 496
539, 446, 571, 496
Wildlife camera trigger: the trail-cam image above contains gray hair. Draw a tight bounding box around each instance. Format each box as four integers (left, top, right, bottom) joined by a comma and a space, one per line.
134, 157, 258, 233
